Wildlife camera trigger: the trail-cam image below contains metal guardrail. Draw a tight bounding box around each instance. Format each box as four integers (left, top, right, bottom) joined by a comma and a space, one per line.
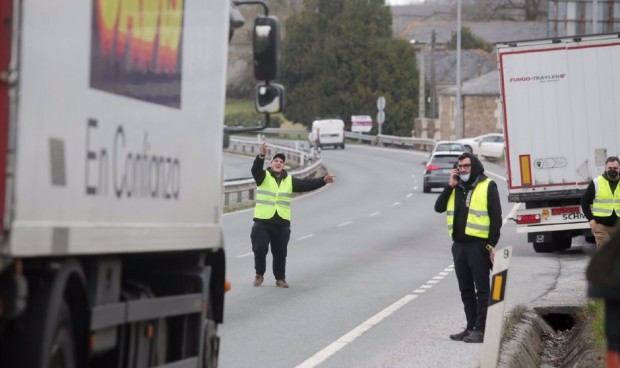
345, 132, 436, 150
222, 130, 435, 207
376, 134, 436, 151
223, 137, 323, 207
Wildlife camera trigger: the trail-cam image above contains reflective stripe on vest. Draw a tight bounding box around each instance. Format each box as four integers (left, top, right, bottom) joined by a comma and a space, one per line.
446, 178, 492, 238
254, 174, 293, 220
591, 175, 620, 217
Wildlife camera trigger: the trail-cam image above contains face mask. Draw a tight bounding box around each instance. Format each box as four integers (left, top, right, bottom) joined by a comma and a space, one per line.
459, 174, 471, 182
607, 170, 619, 179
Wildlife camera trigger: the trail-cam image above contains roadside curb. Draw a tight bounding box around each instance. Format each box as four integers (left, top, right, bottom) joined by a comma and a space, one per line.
498, 309, 554, 367
498, 251, 592, 367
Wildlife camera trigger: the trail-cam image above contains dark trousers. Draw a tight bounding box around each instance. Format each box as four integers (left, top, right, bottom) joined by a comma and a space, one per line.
251, 222, 291, 280
452, 241, 492, 332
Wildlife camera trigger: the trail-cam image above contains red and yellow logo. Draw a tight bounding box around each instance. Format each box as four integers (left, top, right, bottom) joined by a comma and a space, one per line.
90, 0, 184, 108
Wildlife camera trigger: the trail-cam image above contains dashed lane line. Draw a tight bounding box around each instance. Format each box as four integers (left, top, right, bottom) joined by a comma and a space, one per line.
295, 264, 455, 368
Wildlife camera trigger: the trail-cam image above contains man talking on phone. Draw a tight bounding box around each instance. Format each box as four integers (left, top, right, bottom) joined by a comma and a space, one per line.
434, 152, 502, 343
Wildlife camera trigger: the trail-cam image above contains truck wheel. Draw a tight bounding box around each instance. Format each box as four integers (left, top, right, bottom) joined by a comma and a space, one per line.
203, 296, 219, 368
203, 318, 219, 368
49, 302, 77, 368
533, 242, 555, 253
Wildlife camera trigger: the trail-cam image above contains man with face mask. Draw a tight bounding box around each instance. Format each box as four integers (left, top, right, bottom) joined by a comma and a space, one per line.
434, 152, 502, 343
581, 156, 620, 249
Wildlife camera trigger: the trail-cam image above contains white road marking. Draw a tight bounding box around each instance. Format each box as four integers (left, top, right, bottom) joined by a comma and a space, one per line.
236, 252, 253, 258
297, 263, 455, 367
392, 202, 400, 207
432, 276, 444, 280
406, 193, 413, 198
295, 294, 418, 368
438, 272, 450, 276
369, 211, 381, 217
296, 234, 315, 241
338, 221, 352, 227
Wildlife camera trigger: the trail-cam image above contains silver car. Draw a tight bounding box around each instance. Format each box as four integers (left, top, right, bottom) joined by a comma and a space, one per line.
423, 151, 462, 193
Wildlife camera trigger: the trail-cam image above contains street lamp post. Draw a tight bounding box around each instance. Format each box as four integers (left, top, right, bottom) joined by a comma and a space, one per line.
455, 0, 463, 139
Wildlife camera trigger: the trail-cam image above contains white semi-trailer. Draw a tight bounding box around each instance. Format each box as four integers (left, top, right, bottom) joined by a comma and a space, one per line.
498, 33, 620, 252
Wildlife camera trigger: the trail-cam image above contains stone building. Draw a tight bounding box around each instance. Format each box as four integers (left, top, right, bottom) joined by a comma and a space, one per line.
438, 71, 502, 140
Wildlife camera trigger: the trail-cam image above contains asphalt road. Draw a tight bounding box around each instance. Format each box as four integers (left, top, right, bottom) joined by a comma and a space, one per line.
219, 144, 592, 368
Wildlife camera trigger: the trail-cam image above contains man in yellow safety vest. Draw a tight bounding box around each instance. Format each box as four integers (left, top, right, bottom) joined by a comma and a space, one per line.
581, 156, 620, 249
434, 152, 502, 343
251, 143, 336, 288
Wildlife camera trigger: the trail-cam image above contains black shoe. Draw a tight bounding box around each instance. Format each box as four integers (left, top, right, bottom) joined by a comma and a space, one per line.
449, 328, 472, 341
463, 329, 484, 343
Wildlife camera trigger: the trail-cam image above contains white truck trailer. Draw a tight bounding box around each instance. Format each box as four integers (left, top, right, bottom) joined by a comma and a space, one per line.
0, 1, 283, 367
498, 33, 620, 253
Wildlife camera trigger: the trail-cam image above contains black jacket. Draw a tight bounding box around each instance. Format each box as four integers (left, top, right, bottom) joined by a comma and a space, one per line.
251, 155, 326, 225
581, 173, 619, 226
434, 153, 502, 247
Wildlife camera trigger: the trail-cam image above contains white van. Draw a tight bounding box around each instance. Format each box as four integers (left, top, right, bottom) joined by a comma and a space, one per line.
308, 118, 345, 149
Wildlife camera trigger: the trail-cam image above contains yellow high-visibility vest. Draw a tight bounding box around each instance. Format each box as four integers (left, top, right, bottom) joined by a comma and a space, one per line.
591, 175, 620, 217
446, 178, 492, 238
254, 173, 292, 220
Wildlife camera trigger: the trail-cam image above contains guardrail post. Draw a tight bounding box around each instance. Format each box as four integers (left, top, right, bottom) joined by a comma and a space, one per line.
249, 188, 255, 201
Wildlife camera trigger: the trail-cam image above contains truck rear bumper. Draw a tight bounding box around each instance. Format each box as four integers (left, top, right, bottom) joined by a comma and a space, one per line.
516, 222, 590, 233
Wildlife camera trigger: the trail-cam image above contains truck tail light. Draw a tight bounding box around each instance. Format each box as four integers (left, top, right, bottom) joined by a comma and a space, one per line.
516, 214, 541, 224
551, 206, 581, 215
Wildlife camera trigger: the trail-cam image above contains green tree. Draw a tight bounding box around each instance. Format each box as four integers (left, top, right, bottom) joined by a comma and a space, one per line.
281, 0, 419, 136
446, 27, 494, 53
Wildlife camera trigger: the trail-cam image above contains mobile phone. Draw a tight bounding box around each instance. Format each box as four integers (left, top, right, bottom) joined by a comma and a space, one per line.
453, 163, 459, 175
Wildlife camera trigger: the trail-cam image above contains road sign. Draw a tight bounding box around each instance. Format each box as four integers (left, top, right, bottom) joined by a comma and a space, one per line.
377, 96, 386, 111
377, 111, 385, 125
351, 115, 373, 133
481, 246, 513, 368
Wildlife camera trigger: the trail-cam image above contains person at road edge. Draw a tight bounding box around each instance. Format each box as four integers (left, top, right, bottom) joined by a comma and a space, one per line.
434, 152, 502, 343
581, 156, 620, 249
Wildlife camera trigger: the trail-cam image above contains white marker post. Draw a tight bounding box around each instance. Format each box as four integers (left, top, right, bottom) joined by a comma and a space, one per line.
480, 246, 513, 368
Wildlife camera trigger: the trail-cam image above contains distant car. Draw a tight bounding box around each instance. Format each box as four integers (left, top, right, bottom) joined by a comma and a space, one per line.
456, 133, 505, 158
422, 151, 461, 193
308, 119, 345, 149
430, 141, 467, 155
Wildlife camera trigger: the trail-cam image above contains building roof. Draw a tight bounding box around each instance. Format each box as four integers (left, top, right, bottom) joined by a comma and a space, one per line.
403, 20, 548, 45
441, 70, 500, 96
420, 49, 496, 85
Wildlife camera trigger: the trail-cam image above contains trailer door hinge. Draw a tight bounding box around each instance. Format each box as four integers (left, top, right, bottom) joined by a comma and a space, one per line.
0, 69, 17, 86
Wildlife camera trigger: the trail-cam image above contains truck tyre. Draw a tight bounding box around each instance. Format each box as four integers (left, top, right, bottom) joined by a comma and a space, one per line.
533, 242, 555, 253
203, 318, 219, 368
48, 302, 77, 368
203, 294, 219, 368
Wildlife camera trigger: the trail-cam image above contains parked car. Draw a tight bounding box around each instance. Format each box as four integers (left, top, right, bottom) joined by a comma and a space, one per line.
422, 151, 461, 193
456, 133, 505, 158
430, 141, 467, 155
